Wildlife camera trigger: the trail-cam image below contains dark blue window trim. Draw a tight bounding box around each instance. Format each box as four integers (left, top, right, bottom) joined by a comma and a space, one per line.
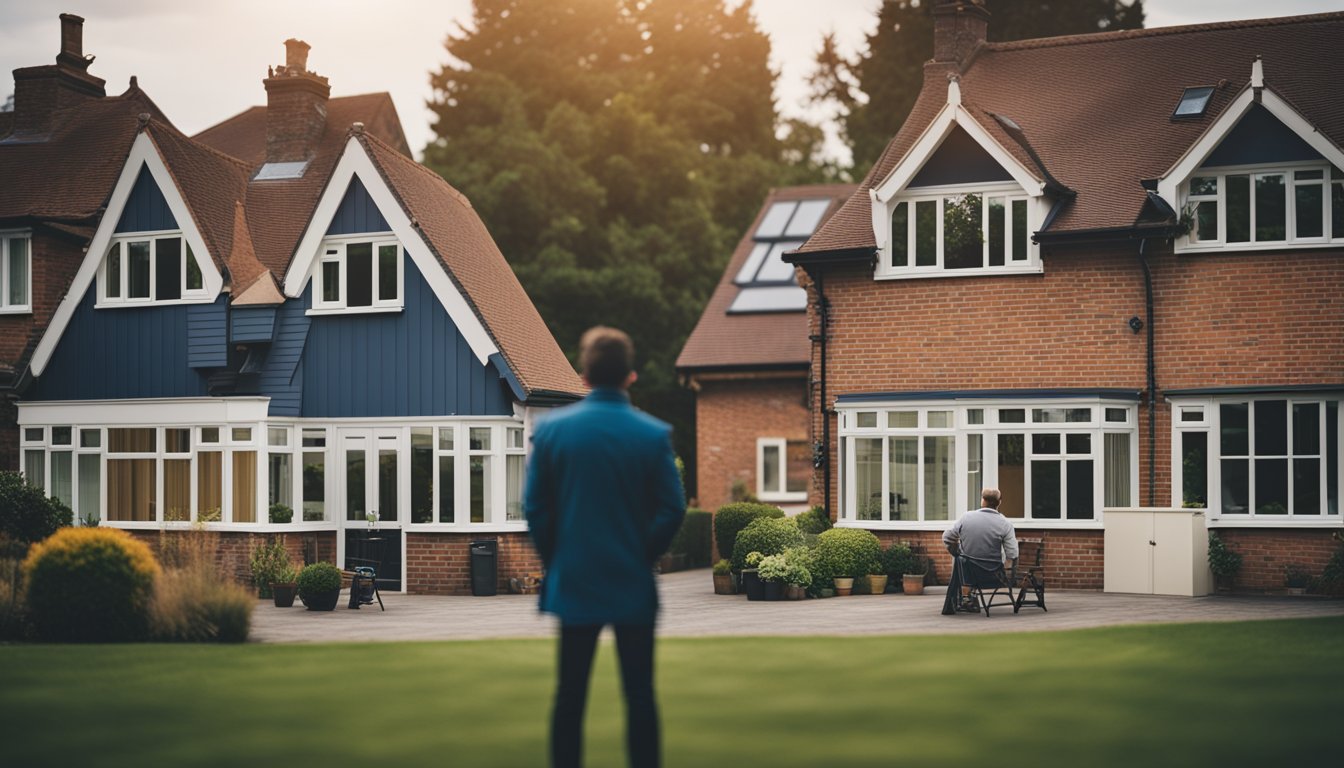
835, 388, 1142, 405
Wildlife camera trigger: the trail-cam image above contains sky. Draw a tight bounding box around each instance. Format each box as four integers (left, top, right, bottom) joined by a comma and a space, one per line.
2, 0, 1340, 166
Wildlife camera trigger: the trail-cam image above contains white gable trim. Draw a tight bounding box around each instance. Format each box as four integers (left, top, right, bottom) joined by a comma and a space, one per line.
1157, 85, 1344, 206
283, 137, 499, 365
30, 131, 225, 376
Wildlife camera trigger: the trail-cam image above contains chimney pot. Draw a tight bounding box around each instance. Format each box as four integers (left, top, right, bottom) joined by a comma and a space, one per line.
284, 39, 311, 73
59, 14, 84, 61
933, 0, 990, 68
264, 39, 330, 164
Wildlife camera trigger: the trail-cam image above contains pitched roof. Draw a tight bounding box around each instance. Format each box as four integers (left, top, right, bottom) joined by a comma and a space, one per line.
798, 11, 1344, 255
677, 184, 855, 372
194, 93, 410, 169
358, 131, 585, 398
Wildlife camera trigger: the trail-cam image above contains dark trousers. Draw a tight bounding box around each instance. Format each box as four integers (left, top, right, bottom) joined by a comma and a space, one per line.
552, 623, 659, 768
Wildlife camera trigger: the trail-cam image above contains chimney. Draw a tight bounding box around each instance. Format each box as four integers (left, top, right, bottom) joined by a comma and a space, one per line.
263, 38, 330, 164
933, 0, 990, 68
10, 14, 106, 137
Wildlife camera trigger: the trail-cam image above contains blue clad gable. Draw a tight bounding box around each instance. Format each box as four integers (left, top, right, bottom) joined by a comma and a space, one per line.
116, 165, 178, 233
1201, 103, 1323, 168
326, 177, 391, 236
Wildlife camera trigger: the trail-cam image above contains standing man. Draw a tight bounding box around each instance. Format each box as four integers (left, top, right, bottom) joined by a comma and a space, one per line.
941, 488, 1018, 615
525, 326, 686, 768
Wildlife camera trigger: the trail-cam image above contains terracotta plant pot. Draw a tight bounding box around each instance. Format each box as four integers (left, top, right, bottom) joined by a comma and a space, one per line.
903, 574, 926, 596
713, 572, 735, 595
833, 577, 854, 597
867, 574, 889, 595
742, 569, 764, 601
271, 582, 297, 608
785, 584, 806, 600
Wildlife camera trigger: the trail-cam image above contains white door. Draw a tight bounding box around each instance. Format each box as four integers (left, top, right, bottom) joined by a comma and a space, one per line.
337, 429, 404, 590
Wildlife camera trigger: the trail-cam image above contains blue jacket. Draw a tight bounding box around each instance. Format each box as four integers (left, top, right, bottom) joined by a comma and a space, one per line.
524, 387, 686, 625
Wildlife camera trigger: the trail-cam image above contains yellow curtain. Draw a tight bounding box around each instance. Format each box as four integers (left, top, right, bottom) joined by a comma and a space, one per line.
107, 459, 154, 521
233, 451, 257, 523
164, 459, 191, 521
198, 452, 222, 521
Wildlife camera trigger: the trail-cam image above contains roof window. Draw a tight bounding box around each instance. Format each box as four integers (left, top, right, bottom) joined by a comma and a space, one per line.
729, 198, 832, 314
1172, 87, 1215, 119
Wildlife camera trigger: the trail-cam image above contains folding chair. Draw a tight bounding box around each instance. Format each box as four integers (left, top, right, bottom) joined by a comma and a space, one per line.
1012, 538, 1046, 613
957, 556, 1017, 617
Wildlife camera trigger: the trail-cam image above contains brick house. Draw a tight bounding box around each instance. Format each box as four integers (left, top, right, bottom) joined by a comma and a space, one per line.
4, 16, 583, 594
786, 4, 1343, 591
677, 185, 853, 513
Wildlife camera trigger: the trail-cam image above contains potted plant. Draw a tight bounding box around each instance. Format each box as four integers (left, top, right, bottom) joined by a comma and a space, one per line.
783, 549, 812, 600
712, 559, 735, 595
903, 556, 929, 596
268, 502, 294, 525
757, 553, 788, 601
866, 572, 889, 596
1284, 565, 1311, 596
297, 562, 342, 611
1208, 532, 1242, 592
741, 551, 765, 601
812, 528, 882, 598
271, 562, 299, 607
249, 537, 291, 599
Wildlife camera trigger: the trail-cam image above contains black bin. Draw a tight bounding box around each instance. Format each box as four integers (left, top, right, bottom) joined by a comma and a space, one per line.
469, 539, 498, 596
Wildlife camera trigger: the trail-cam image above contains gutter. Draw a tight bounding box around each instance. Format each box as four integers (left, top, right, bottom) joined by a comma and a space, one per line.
1035, 222, 1182, 246
783, 246, 878, 267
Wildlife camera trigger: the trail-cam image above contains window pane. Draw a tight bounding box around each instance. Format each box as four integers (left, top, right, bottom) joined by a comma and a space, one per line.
966, 433, 983, 515
201, 427, 220, 444
997, 434, 1025, 518
943, 193, 982, 269
80, 429, 101, 448
785, 441, 810, 494
198, 452, 222, 521
1328, 402, 1339, 515
967, 409, 984, 425
23, 427, 43, 443
1293, 403, 1320, 455
232, 427, 253, 443
109, 428, 155, 453
755, 202, 796, 238
233, 451, 257, 523
301, 428, 325, 448
411, 429, 433, 524
1220, 403, 1249, 455
321, 261, 341, 303
156, 237, 182, 301
470, 455, 491, 523
1294, 459, 1321, 515
1179, 408, 1204, 423
987, 197, 1005, 267
1066, 434, 1091, 454
185, 243, 203, 291
1011, 199, 1028, 261
854, 438, 883, 521
470, 428, 491, 451
1296, 182, 1324, 238
24, 450, 44, 490
735, 243, 770, 283
887, 411, 916, 429
378, 447, 398, 522
1033, 433, 1060, 454
378, 244, 398, 301
1181, 431, 1208, 507
506, 454, 525, 521
1221, 458, 1249, 514
924, 435, 952, 521
1255, 174, 1286, 241
438, 455, 456, 523
1103, 434, 1130, 507
8, 237, 28, 305
346, 449, 366, 521
268, 428, 288, 447
78, 453, 101, 524
1190, 177, 1218, 196
888, 436, 918, 521
50, 451, 72, 509
439, 427, 455, 451
1333, 176, 1344, 239
127, 241, 151, 298
1066, 460, 1094, 519
927, 411, 951, 428
1254, 458, 1288, 515
1254, 400, 1287, 456
1105, 408, 1128, 423
756, 243, 804, 284
303, 450, 325, 521
165, 428, 191, 453
915, 200, 937, 267
508, 428, 524, 449
51, 427, 72, 446
761, 444, 780, 494
1033, 407, 1091, 423
1226, 175, 1251, 242
856, 412, 877, 428
1194, 200, 1218, 242
107, 458, 155, 522
891, 202, 908, 267
164, 458, 191, 521
269, 452, 292, 509
1031, 460, 1061, 519
107, 244, 121, 298
1000, 409, 1026, 424
785, 199, 830, 237
347, 243, 373, 307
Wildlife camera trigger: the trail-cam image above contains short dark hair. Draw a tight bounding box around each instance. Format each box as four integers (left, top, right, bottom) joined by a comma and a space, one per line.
579, 326, 634, 389
981, 488, 1002, 509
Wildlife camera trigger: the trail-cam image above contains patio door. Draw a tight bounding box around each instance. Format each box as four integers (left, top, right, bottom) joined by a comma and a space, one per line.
338, 429, 404, 591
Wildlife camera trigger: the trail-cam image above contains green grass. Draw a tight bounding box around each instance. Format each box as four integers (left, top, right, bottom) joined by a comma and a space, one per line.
2, 618, 1340, 767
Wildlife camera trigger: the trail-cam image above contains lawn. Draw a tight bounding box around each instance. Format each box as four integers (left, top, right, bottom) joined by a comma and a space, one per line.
2, 618, 1339, 767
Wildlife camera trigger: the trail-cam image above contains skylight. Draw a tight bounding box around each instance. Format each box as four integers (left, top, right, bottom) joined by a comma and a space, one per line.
1173, 86, 1215, 119
728, 286, 808, 313
728, 197, 833, 313
254, 161, 309, 181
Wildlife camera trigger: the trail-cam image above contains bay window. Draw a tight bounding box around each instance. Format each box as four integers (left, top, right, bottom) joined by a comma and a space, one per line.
1181, 163, 1344, 250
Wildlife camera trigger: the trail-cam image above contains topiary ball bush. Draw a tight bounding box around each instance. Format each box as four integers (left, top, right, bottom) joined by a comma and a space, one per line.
23, 527, 160, 642
731, 517, 805, 572
297, 562, 342, 604
795, 506, 833, 535
811, 528, 883, 592
0, 470, 73, 547
714, 502, 785, 562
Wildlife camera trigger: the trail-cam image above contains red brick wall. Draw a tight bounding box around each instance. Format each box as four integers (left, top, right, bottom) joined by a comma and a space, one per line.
693, 374, 809, 512
406, 531, 542, 595
871, 528, 1106, 590
1214, 528, 1339, 592
128, 529, 337, 588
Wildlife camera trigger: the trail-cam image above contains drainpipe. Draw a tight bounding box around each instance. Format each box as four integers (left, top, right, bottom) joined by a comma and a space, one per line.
1137, 238, 1157, 506
810, 271, 832, 517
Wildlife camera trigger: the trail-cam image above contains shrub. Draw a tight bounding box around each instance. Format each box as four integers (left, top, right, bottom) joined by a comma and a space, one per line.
712, 559, 732, 576
731, 516, 804, 571
1208, 532, 1242, 587
0, 548, 25, 640
881, 541, 926, 581
795, 506, 832, 535
1283, 565, 1312, 589
757, 554, 788, 582
760, 550, 815, 588
812, 528, 883, 591
1316, 532, 1344, 596
714, 502, 784, 561
0, 471, 73, 547
297, 562, 342, 603
669, 508, 713, 568
268, 503, 294, 525
151, 563, 253, 643
249, 537, 293, 598
24, 527, 160, 642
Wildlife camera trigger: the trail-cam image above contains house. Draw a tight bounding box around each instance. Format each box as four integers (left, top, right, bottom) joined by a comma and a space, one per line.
4, 16, 584, 594
785, 2, 1342, 591
677, 184, 853, 513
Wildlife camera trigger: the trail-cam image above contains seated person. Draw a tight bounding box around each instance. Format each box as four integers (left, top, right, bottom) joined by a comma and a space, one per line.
941, 488, 1019, 614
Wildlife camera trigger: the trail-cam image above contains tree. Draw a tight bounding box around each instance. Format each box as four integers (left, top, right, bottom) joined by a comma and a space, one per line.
811, 0, 1145, 172
425, 0, 831, 484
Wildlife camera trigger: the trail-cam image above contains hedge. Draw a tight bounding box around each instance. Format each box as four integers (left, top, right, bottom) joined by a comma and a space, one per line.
713, 502, 784, 561
669, 508, 713, 568
0, 471, 73, 547
731, 517, 804, 572
795, 506, 832, 535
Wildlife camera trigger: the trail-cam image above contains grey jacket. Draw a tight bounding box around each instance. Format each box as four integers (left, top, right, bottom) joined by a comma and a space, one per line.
943, 508, 1019, 568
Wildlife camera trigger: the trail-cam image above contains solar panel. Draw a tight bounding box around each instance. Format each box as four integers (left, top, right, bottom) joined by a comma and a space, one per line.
734, 243, 771, 284
754, 202, 798, 238
728, 286, 808, 313
754, 241, 805, 282
784, 199, 831, 237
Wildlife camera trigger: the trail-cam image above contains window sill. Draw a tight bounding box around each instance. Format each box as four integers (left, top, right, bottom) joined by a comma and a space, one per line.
96, 295, 214, 309
758, 492, 809, 503
0, 306, 32, 315
1207, 517, 1342, 528
307, 305, 404, 317
403, 523, 531, 534
836, 519, 1105, 531
1175, 239, 1344, 255
873, 264, 1043, 281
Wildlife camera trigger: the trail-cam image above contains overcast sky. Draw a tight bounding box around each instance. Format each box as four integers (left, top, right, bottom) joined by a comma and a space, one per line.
2, 1, 1339, 165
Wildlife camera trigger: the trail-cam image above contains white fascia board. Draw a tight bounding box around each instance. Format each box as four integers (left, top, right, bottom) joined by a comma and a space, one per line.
283, 137, 500, 365
29, 131, 225, 376
18, 397, 271, 426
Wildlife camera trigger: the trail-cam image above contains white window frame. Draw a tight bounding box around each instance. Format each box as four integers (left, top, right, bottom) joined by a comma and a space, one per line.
0, 231, 32, 314
97, 231, 210, 307
1170, 394, 1342, 526
310, 233, 404, 315
836, 399, 1139, 530
878, 181, 1045, 280
1177, 161, 1344, 253
756, 437, 809, 503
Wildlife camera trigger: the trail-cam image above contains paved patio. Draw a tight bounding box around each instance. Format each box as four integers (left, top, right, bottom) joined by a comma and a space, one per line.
249, 569, 1344, 643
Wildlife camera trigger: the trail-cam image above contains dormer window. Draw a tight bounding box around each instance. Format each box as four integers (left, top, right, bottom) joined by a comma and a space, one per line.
1181, 163, 1344, 251
98, 235, 206, 306
0, 233, 32, 313
880, 182, 1039, 278
311, 235, 403, 313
